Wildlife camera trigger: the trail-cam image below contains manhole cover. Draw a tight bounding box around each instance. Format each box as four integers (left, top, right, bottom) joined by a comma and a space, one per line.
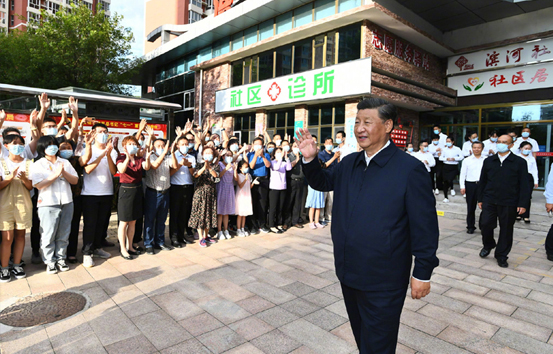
0, 291, 87, 327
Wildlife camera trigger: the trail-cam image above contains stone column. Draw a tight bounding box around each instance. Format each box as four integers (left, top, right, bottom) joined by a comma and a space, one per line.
294, 105, 308, 131
255, 109, 267, 137
345, 99, 361, 152
222, 114, 234, 140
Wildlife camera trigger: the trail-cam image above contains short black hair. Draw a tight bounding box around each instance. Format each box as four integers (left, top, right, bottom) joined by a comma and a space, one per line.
357, 98, 397, 126
419, 140, 429, 147
3, 134, 24, 145
311, 134, 317, 140
488, 130, 498, 137
507, 128, 518, 135
253, 137, 264, 145
36, 135, 59, 156
336, 131, 346, 138
519, 141, 532, 150
153, 138, 166, 145
177, 136, 189, 144
431, 134, 440, 140
471, 141, 484, 149
447, 135, 456, 142
42, 117, 57, 125
228, 138, 239, 146
2, 127, 20, 140
433, 124, 441, 129
92, 122, 108, 131
325, 137, 333, 143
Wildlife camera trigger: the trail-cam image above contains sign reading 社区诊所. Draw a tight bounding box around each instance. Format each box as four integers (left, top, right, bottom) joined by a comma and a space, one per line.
215, 58, 372, 113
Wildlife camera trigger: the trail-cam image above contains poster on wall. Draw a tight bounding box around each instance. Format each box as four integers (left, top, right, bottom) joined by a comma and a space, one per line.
344, 116, 357, 153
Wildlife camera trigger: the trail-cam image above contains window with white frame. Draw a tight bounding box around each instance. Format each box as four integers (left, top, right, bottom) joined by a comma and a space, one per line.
188, 10, 201, 24
27, 11, 39, 22
99, 0, 109, 11
28, 0, 40, 9
183, 90, 195, 110
47, 1, 60, 13
0, 0, 6, 10
0, 12, 6, 25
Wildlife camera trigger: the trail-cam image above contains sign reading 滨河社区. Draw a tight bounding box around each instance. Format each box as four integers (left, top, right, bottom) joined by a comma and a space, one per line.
447, 38, 553, 75
448, 61, 553, 97
215, 58, 372, 113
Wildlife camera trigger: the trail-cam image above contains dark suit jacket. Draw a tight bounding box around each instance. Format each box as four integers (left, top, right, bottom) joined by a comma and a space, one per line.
477, 152, 531, 207
302, 141, 440, 291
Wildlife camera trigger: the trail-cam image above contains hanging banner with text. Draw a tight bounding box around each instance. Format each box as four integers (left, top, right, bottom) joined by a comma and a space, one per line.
447, 38, 553, 75
215, 58, 372, 113
448, 61, 553, 97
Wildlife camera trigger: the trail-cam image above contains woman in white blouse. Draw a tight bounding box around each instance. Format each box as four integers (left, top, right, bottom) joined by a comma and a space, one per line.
517, 141, 539, 223
438, 136, 464, 202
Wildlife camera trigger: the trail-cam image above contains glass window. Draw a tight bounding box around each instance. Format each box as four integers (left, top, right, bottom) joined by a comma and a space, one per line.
244, 26, 258, 47
338, 0, 361, 12
287, 112, 295, 127
294, 38, 313, 74
314, 0, 336, 21
232, 61, 243, 86
177, 61, 185, 75
198, 46, 212, 63
277, 112, 286, 127
174, 75, 184, 92
276, 11, 293, 34
294, 3, 313, 28
259, 19, 274, 41
268, 112, 276, 128
243, 59, 251, 85
338, 25, 361, 63
213, 37, 230, 57
184, 72, 195, 90
258, 51, 274, 81
185, 56, 197, 71
251, 57, 258, 83
309, 107, 320, 126
275, 45, 292, 77
321, 127, 333, 141
231, 32, 243, 51
314, 36, 325, 69
335, 104, 345, 124
321, 105, 333, 125
326, 32, 336, 66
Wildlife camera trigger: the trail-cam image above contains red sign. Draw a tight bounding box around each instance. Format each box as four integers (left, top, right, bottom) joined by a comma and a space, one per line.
391, 129, 408, 147
536, 152, 553, 157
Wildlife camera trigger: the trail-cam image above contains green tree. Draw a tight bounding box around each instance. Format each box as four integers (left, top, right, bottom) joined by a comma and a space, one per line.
0, 4, 142, 95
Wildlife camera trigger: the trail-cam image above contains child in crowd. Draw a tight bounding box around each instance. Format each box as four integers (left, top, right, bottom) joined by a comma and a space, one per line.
234, 160, 254, 237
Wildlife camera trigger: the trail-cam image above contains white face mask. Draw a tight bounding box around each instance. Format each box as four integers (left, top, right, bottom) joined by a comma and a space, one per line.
292, 147, 300, 154
274, 140, 282, 146
275, 153, 283, 160
253, 145, 262, 151
225, 156, 233, 164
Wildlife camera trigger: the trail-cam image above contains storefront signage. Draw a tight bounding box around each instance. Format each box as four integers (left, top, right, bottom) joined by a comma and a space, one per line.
448, 61, 553, 97
215, 58, 372, 113
447, 37, 553, 75
372, 29, 430, 71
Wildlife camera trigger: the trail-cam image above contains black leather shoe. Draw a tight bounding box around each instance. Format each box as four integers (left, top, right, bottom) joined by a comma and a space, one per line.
183, 236, 195, 244
547, 254, 553, 262
128, 250, 141, 256
479, 248, 491, 258
277, 227, 286, 233
134, 246, 144, 253
294, 224, 304, 229
497, 259, 508, 268
101, 240, 115, 248
145, 247, 154, 255
121, 254, 134, 260
160, 244, 174, 251
171, 241, 183, 248
467, 229, 475, 234
260, 227, 271, 233
250, 228, 260, 235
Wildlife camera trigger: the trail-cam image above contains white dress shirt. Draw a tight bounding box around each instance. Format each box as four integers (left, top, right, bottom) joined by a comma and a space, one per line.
518, 153, 539, 185
413, 151, 436, 172
482, 139, 497, 157
498, 152, 510, 164
513, 137, 540, 153
438, 132, 448, 149
428, 143, 441, 158
459, 155, 486, 189
439, 146, 464, 165
544, 163, 553, 204
170, 152, 196, 186
364, 141, 390, 166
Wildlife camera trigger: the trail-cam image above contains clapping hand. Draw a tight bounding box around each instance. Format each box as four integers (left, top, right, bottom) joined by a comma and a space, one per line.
55, 164, 64, 178
175, 126, 183, 138
68, 96, 79, 113
39, 93, 51, 110
145, 125, 154, 137
18, 170, 29, 182
294, 129, 317, 162
85, 130, 96, 144
6, 167, 19, 181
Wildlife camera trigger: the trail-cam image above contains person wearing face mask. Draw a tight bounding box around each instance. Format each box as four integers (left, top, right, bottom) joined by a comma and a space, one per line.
335, 131, 352, 161
438, 136, 464, 202
516, 141, 539, 223
459, 141, 486, 234
80, 123, 118, 268
405, 143, 415, 155
143, 136, 177, 255
189, 147, 220, 247
507, 129, 519, 154
30, 136, 79, 274
462, 132, 478, 157
266, 142, 276, 156
216, 152, 236, 240
432, 124, 448, 148
169, 136, 197, 247
267, 147, 292, 234
115, 136, 146, 260
0, 135, 33, 283
234, 161, 254, 237
413, 141, 436, 175
477, 135, 532, 268
428, 134, 443, 195
482, 130, 498, 157
513, 127, 540, 158
282, 141, 305, 230
247, 137, 272, 234
318, 138, 339, 225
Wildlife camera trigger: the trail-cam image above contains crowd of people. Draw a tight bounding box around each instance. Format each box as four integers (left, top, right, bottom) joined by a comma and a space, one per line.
0, 93, 354, 283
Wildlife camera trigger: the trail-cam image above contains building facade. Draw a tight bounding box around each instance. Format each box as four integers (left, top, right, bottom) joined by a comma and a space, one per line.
1, 0, 110, 33
141, 0, 553, 188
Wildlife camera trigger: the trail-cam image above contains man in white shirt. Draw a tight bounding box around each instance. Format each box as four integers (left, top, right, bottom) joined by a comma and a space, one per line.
81, 123, 118, 267
462, 132, 478, 157
169, 136, 196, 248
335, 130, 353, 161
413, 140, 436, 173
482, 130, 498, 157
428, 134, 443, 195
544, 164, 553, 261
459, 141, 486, 234
432, 125, 448, 149
438, 136, 464, 202
512, 127, 540, 158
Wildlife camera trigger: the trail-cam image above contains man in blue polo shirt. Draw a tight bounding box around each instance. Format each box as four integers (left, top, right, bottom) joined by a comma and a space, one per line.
247, 137, 272, 234
318, 137, 340, 224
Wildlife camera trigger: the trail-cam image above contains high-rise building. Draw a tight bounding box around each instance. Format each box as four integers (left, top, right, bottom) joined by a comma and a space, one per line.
0, 0, 111, 33
144, 0, 215, 55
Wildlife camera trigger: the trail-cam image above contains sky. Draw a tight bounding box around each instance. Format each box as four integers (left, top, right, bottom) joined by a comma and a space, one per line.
111, 0, 146, 57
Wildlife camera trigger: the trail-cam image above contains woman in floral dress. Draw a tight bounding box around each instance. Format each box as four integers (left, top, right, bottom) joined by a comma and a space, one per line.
189, 147, 220, 248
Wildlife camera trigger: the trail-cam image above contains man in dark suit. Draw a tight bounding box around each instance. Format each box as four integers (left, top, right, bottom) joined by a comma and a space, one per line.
296, 98, 439, 354
477, 134, 532, 268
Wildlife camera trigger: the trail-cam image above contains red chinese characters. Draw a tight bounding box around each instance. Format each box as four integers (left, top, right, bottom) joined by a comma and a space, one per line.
506, 47, 523, 64
422, 53, 430, 71
384, 35, 394, 54
413, 50, 422, 67
511, 71, 525, 85
486, 51, 500, 67
372, 29, 383, 50
489, 74, 508, 87
394, 40, 404, 59
403, 44, 413, 64
530, 68, 548, 83
455, 56, 468, 71
531, 45, 551, 59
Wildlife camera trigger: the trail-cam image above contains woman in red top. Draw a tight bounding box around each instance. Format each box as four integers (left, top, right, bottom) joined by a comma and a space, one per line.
116, 136, 145, 260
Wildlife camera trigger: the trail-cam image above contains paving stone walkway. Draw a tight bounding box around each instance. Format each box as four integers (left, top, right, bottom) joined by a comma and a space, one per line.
1, 211, 553, 353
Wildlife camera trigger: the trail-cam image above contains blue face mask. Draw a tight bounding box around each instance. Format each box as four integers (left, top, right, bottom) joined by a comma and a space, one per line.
522, 132, 530, 138
188, 143, 194, 150
336, 139, 342, 145
60, 150, 73, 159
491, 137, 498, 142
179, 146, 189, 155
522, 149, 531, 156
9, 145, 25, 156
139, 140, 145, 147
96, 132, 109, 144
434, 129, 440, 135
496, 143, 509, 153
225, 156, 233, 164
283, 145, 290, 152
512, 136, 517, 142
432, 141, 439, 145
156, 148, 164, 156
214, 140, 220, 147
446, 142, 452, 147
472, 137, 478, 142
325, 145, 333, 151
203, 154, 213, 162
127, 145, 138, 155
45, 127, 58, 137
407, 148, 414, 152
267, 148, 274, 154
45, 145, 59, 156
423, 147, 429, 152
230, 144, 239, 152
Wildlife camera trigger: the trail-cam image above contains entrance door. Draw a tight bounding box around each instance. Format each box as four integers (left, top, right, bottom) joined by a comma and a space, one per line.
527, 123, 552, 188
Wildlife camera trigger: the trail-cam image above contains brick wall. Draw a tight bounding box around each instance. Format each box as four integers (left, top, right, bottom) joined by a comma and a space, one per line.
194, 63, 231, 127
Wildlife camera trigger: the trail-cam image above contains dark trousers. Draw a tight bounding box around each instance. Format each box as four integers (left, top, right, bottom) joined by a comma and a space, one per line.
520, 174, 534, 219
143, 188, 170, 247
479, 202, 518, 261
465, 182, 478, 230
169, 184, 194, 242
67, 195, 83, 258
82, 195, 113, 255
250, 177, 269, 230
430, 161, 444, 191
284, 179, 305, 226
30, 191, 40, 255
545, 224, 553, 256
268, 189, 286, 228
341, 283, 407, 354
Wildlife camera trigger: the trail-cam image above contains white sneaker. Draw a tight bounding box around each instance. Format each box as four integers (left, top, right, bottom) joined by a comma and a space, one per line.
451, 190, 456, 196
93, 248, 111, 259
434, 189, 440, 195
83, 255, 95, 268
237, 229, 245, 237
443, 198, 449, 203
224, 230, 231, 239
218, 231, 225, 240
46, 263, 57, 274
243, 229, 249, 236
